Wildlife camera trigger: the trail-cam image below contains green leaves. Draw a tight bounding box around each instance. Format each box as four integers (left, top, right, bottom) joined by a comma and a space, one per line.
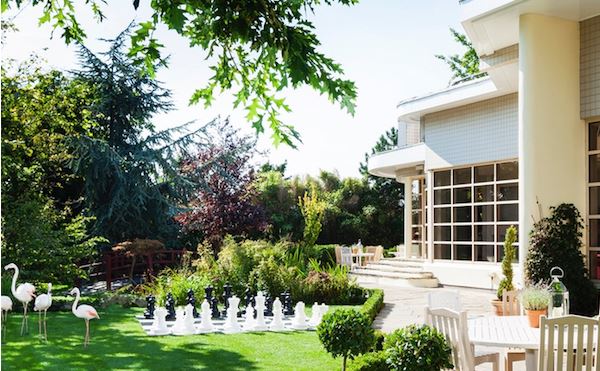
436, 27, 486, 86
6, 0, 359, 147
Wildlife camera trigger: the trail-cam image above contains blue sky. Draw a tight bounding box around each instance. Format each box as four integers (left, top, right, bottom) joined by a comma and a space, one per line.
2, 1, 464, 178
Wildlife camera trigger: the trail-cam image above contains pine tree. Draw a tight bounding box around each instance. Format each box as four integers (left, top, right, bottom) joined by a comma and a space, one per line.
69, 28, 232, 245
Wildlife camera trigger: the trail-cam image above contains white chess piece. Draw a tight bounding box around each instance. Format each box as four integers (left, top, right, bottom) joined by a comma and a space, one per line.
268, 297, 285, 331
291, 301, 308, 330
170, 308, 187, 335
253, 293, 268, 331
197, 300, 214, 333
319, 303, 329, 321
223, 296, 241, 334
173, 305, 196, 335
149, 307, 170, 335
242, 305, 255, 331
308, 302, 321, 327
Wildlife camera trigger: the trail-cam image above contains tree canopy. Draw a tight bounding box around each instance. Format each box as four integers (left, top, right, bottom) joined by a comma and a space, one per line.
435, 28, 485, 85
2, 0, 359, 147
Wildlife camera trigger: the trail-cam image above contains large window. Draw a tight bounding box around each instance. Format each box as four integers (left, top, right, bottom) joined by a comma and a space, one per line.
588, 122, 600, 280
432, 161, 519, 262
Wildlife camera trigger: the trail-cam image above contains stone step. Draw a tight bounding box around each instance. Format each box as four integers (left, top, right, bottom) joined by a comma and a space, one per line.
374, 259, 424, 269
350, 270, 439, 288
350, 268, 434, 279
363, 263, 424, 273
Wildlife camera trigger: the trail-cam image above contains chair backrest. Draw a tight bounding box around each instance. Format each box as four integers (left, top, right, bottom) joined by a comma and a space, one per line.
501, 289, 521, 316
428, 290, 461, 312
334, 245, 342, 265
424, 306, 474, 371
340, 246, 353, 267
538, 315, 599, 371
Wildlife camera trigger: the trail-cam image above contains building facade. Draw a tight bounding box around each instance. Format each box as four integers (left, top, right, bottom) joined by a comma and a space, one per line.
368, 0, 600, 289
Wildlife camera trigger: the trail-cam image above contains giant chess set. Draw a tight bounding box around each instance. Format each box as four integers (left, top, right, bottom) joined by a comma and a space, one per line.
136, 284, 329, 336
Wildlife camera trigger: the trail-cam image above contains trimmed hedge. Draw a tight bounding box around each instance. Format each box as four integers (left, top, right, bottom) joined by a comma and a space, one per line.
348, 351, 389, 371
360, 288, 384, 323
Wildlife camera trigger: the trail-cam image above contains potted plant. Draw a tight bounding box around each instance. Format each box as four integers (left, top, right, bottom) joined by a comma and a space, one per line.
520, 284, 551, 328
491, 226, 517, 316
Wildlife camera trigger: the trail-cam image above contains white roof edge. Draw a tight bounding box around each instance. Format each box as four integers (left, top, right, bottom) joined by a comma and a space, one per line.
397, 77, 513, 122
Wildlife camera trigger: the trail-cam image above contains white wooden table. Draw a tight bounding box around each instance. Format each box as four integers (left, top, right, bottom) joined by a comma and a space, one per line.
351, 252, 374, 267
469, 316, 539, 370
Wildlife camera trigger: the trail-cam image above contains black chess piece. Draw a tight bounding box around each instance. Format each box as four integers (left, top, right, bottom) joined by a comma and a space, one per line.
283, 291, 294, 316
186, 289, 199, 318
221, 283, 232, 317
210, 297, 220, 319
144, 295, 156, 319
204, 285, 214, 302
165, 293, 176, 321
264, 293, 273, 317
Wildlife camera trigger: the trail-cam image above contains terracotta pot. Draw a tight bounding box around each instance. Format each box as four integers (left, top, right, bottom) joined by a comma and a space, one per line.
526, 309, 547, 328
491, 299, 504, 316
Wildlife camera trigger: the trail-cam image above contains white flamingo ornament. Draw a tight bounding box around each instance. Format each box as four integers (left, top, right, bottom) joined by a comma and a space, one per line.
34, 283, 52, 341
4, 263, 36, 335
69, 288, 99, 347
1, 295, 13, 342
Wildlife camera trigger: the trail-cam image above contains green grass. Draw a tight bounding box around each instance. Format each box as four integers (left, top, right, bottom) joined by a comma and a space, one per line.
1, 305, 359, 370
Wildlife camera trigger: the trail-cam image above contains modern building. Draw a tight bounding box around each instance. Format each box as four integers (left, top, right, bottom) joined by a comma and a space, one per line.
368, 0, 600, 289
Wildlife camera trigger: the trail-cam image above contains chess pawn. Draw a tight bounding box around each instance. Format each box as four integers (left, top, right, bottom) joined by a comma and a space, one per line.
183, 304, 196, 335
210, 297, 220, 319
221, 284, 233, 317
186, 289, 199, 318
264, 293, 273, 316
170, 308, 187, 335
149, 307, 170, 335
144, 295, 156, 319
204, 285, 213, 302
253, 293, 268, 331
242, 305, 255, 331
197, 300, 214, 333
243, 287, 253, 310
165, 293, 176, 321
283, 292, 294, 316
308, 302, 321, 327
269, 298, 285, 331
291, 301, 308, 330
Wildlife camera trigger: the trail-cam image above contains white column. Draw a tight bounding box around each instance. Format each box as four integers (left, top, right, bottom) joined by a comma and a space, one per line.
518, 14, 586, 281
426, 171, 434, 263
403, 178, 413, 259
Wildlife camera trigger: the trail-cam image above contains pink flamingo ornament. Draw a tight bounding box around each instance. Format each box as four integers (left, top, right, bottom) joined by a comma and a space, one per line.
4, 263, 36, 335
69, 288, 99, 347
34, 283, 52, 341
1, 295, 12, 342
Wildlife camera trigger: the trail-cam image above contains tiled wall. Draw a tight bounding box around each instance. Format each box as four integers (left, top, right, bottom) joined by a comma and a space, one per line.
581, 15, 600, 119
422, 93, 518, 167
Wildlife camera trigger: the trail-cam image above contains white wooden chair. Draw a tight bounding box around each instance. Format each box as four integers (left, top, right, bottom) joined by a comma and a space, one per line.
428, 290, 461, 312
538, 315, 599, 371
340, 246, 356, 270
501, 290, 526, 371
424, 306, 500, 371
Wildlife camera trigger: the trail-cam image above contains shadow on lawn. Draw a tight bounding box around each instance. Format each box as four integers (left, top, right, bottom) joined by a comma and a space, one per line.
1, 307, 258, 370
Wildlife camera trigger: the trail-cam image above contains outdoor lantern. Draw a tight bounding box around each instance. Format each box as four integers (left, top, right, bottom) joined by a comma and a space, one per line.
548, 266, 569, 318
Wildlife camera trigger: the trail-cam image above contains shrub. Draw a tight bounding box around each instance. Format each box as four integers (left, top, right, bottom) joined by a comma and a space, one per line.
348, 351, 389, 371
360, 289, 384, 323
298, 184, 326, 247
317, 308, 376, 371
525, 203, 598, 315
372, 330, 386, 352
384, 325, 453, 371
520, 284, 551, 311
497, 225, 517, 299
142, 268, 211, 306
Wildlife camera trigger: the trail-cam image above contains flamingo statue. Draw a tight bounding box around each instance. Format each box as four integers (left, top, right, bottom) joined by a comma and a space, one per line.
69, 288, 99, 347
4, 263, 36, 335
34, 283, 52, 341
1, 295, 12, 342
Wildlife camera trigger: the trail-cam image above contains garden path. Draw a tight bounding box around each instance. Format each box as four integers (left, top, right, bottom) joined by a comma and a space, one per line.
360, 283, 526, 371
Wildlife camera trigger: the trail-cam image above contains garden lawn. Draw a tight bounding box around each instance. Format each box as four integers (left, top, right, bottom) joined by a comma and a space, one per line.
1, 305, 358, 370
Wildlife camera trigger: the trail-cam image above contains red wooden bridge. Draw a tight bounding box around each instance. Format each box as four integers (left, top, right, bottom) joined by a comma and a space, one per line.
79, 249, 187, 290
